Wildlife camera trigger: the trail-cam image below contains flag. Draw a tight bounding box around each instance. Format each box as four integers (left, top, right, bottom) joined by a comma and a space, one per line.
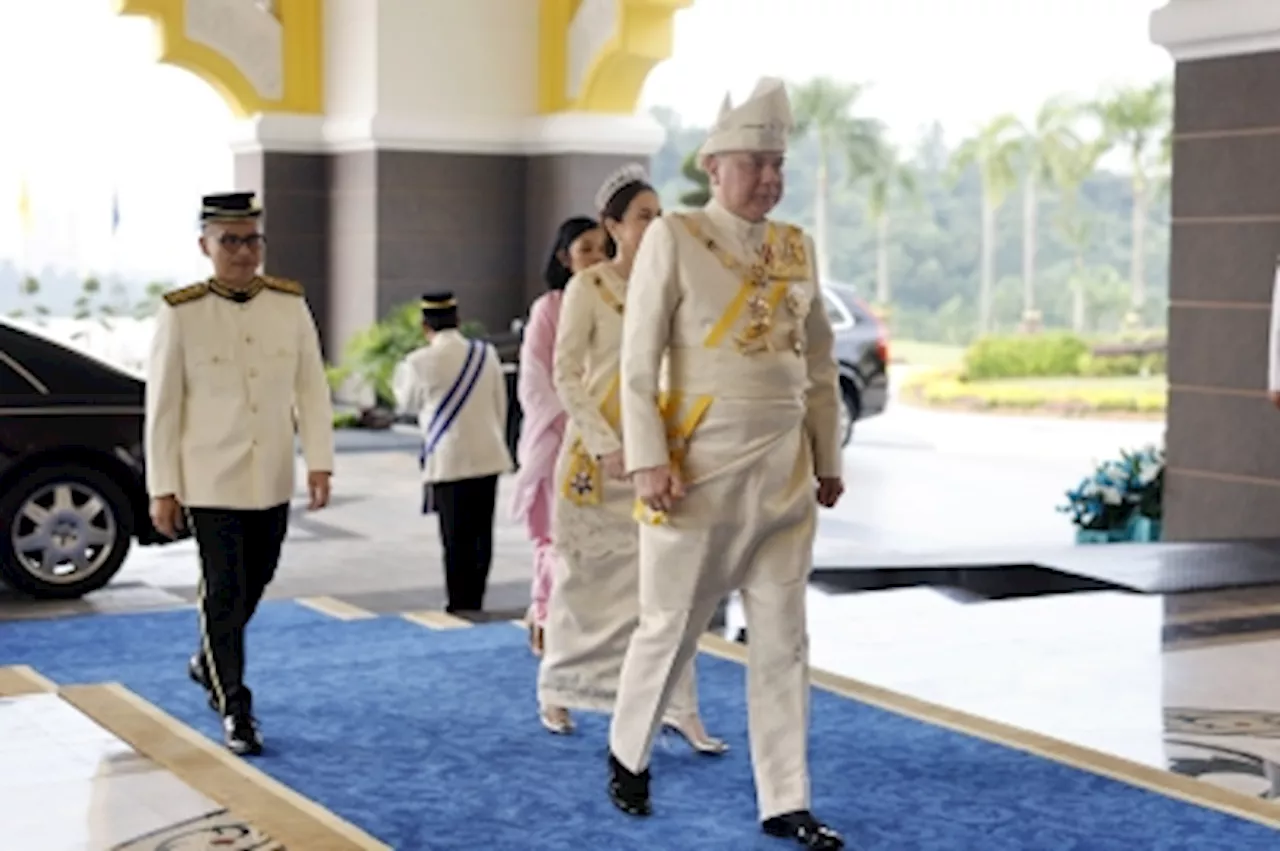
17, 178, 32, 235
111, 189, 120, 236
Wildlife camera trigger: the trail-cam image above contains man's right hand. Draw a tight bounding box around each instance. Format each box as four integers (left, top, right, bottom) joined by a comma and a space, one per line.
1271, 391, 1280, 410
633, 464, 684, 514
600, 450, 628, 481
150, 495, 183, 539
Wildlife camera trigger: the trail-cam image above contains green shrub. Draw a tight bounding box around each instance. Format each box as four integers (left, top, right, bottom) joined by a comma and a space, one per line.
962, 333, 1090, 381
1076, 351, 1167, 378
337, 302, 488, 407
333, 411, 360, 429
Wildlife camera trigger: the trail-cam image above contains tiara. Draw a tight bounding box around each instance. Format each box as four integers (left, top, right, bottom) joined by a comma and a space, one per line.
594, 162, 649, 212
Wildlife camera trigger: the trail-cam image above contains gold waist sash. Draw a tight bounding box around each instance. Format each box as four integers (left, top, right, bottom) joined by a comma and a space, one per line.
560, 375, 620, 507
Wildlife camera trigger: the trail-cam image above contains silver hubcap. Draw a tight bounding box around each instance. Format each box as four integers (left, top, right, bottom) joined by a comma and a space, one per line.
840, 399, 854, 443
10, 482, 116, 584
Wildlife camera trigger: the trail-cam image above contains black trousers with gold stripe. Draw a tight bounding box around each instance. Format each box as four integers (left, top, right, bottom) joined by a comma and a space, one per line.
187, 503, 290, 717
430, 475, 498, 613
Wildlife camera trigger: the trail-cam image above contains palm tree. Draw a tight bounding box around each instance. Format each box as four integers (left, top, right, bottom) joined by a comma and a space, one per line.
850, 138, 918, 309
678, 150, 711, 208
1017, 95, 1081, 330
1048, 138, 1109, 332
949, 115, 1022, 334
789, 77, 882, 280
1093, 78, 1173, 321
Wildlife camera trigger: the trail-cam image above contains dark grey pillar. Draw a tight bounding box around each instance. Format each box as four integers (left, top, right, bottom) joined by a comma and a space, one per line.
375, 151, 528, 336
1165, 49, 1280, 539
233, 151, 333, 358
240, 148, 650, 361
523, 153, 644, 308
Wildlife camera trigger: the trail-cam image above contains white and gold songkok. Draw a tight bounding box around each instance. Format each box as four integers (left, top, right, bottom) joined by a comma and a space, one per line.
698, 76, 794, 158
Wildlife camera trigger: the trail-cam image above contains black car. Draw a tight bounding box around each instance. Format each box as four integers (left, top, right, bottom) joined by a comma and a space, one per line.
0, 317, 179, 599
823, 282, 889, 446
501, 284, 888, 457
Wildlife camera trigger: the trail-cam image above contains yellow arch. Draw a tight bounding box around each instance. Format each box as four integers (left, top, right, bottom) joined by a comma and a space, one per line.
114, 0, 322, 118
539, 0, 692, 115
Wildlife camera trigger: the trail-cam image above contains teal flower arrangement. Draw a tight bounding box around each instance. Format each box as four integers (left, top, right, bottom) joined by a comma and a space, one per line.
1060, 444, 1164, 541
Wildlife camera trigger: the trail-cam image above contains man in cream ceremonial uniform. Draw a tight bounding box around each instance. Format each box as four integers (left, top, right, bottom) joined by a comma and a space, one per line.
607, 79, 848, 849
393, 293, 513, 614
145, 191, 334, 757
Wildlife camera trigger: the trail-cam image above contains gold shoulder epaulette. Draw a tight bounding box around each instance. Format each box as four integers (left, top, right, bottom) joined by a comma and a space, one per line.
262, 275, 304, 296
162, 282, 210, 307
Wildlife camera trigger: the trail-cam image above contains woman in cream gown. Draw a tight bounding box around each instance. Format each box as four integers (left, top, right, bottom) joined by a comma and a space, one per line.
536, 165, 725, 755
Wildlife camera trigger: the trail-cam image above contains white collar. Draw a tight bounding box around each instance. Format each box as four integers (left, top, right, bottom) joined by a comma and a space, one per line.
704, 199, 769, 252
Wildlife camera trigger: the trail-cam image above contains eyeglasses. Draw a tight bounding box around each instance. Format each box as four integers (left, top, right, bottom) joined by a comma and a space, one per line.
218, 234, 267, 251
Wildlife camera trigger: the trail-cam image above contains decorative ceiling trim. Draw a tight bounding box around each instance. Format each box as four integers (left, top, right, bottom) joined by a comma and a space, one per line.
539, 0, 691, 115
114, 0, 321, 117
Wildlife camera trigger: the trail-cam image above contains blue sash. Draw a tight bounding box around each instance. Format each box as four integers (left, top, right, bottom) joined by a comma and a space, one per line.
419, 340, 486, 512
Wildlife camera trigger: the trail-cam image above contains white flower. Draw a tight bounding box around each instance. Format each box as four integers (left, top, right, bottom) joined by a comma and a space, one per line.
785, 284, 811, 320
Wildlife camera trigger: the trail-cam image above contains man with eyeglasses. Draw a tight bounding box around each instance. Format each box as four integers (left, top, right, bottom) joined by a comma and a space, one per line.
144, 191, 334, 756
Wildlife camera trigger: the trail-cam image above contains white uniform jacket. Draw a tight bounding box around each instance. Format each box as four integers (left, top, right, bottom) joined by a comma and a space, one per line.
392, 329, 514, 484
144, 276, 335, 510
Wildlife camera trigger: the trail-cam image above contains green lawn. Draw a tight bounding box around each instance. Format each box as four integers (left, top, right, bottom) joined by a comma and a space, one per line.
890, 340, 966, 368
978, 375, 1167, 394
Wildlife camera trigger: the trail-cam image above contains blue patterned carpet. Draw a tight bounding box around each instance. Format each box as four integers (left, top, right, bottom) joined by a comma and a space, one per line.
2, 601, 1277, 850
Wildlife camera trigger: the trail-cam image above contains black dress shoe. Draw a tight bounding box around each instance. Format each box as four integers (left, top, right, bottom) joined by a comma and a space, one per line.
607, 752, 651, 817
188, 654, 210, 689
223, 714, 264, 757
187, 656, 219, 713
762, 810, 844, 849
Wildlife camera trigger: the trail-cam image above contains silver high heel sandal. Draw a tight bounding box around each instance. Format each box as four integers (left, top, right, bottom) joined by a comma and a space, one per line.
540, 705, 574, 735
663, 714, 729, 755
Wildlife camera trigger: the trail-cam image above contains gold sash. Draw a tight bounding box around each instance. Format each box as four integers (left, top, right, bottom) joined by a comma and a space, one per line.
560, 271, 626, 506
633, 214, 810, 525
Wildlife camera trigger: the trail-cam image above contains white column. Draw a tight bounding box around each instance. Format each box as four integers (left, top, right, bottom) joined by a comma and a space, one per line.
230, 0, 662, 158
1150, 0, 1280, 60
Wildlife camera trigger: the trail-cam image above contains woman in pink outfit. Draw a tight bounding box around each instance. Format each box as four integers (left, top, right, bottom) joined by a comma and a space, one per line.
512, 217, 607, 670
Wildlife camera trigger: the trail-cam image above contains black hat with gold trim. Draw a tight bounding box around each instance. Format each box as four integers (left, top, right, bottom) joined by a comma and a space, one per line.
201, 191, 262, 223
421, 291, 458, 322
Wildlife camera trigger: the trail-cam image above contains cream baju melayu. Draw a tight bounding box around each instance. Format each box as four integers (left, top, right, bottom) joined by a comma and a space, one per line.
608, 198, 841, 820
538, 263, 702, 720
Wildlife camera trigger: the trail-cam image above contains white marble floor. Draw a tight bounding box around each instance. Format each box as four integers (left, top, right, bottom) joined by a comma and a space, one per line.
0, 693, 274, 850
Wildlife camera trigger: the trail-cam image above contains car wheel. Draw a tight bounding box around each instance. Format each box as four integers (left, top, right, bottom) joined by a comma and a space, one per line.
839, 381, 860, 448
0, 464, 134, 599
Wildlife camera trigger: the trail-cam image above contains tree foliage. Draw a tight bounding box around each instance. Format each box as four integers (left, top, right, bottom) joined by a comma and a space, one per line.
647, 77, 1173, 345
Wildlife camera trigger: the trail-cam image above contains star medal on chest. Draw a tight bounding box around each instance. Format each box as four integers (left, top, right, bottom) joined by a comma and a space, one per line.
571, 471, 594, 497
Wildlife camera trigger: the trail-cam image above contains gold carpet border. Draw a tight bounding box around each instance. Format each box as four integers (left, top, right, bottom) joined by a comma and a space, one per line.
696, 633, 1280, 832
60, 683, 390, 850
0, 664, 57, 696
297, 596, 378, 621
402, 611, 472, 630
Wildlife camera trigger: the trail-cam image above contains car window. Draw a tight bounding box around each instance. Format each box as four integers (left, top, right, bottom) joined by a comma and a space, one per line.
823, 292, 854, 331
0, 316, 144, 383
0, 349, 44, 394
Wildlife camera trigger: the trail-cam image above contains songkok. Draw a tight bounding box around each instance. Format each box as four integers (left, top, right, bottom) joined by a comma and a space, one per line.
421, 291, 458, 321
698, 77, 794, 159
595, 163, 649, 213
200, 192, 262, 222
